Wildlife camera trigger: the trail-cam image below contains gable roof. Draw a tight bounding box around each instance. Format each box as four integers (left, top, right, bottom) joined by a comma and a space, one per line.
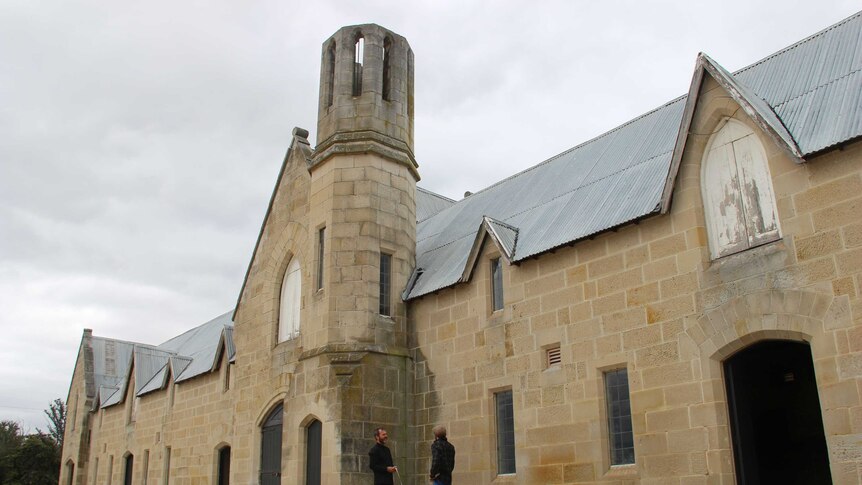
405, 11, 862, 300
88, 311, 234, 409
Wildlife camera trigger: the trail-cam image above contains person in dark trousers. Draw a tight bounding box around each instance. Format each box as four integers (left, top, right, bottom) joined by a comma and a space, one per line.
429, 425, 455, 485
369, 428, 397, 485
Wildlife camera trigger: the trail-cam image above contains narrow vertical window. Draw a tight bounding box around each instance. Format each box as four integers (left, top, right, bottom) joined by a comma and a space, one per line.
495, 390, 516, 474
93, 457, 99, 485
306, 420, 322, 485
70, 396, 77, 431
407, 54, 414, 121
224, 362, 231, 392
217, 446, 231, 485
65, 461, 74, 485
382, 37, 391, 101
123, 454, 134, 485
326, 42, 335, 108
142, 450, 149, 485
605, 368, 635, 465
163, 447, 171, 485
352, 34, 364, 96
316, 228, 325, 291
107, 455, 114, 485
379, 252, 391, 316
491, 258, 504, 312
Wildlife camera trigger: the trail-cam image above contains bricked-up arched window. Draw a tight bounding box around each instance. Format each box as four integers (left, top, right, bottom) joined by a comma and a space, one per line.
260, 405, 284, 485
325, 42, 335, 108
278, 258, 301, 342
702, 119, 780, 259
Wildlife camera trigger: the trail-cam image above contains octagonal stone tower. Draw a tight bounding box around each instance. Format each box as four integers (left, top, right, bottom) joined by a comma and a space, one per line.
305, 24, 418, 483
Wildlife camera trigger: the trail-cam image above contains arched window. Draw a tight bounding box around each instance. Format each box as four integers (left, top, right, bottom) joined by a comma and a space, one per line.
305, 420, 322, 485
260, 405, 283, 485
123, 453, 134, 485
325, 42, 335, 108
279, 258, 302, 342
382, 37, 392, 101
702, 119, 780, 259
352, 33, 364, 96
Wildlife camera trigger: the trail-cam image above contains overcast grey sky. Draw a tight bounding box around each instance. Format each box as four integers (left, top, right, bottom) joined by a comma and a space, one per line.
1, 0, 857, 431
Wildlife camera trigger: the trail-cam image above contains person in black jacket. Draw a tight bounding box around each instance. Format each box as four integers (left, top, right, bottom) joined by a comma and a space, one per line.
429, 425, 455, 485
368, 428, 397, 485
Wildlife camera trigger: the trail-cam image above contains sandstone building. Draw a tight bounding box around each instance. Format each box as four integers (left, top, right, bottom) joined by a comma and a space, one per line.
61, 13, 862, 484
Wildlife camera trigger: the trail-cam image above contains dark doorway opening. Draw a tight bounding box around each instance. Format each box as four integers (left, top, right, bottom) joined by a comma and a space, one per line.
724, 340, 832, 484
260, 404, 283, 485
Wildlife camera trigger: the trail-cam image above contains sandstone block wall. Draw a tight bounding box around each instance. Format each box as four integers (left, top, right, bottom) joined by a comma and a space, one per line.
408, 75, 862, 484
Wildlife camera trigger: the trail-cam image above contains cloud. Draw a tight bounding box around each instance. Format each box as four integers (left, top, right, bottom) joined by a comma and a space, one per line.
0, 0, 857, 430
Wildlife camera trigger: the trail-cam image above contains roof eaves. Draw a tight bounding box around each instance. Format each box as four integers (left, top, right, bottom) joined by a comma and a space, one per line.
659, 52, 804, 214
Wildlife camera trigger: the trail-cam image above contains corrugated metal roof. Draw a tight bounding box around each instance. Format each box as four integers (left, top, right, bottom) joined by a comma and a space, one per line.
734, 12, 862, 154
485, 217, 518, 260
133, 347, 172, 394
89, 312, 234, 409
138, 365, 168, 396
416, 186, 456, 222
406, 10, 862, 300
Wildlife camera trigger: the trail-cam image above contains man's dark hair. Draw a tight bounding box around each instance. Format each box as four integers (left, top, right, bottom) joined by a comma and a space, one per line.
374, 427, 386, 438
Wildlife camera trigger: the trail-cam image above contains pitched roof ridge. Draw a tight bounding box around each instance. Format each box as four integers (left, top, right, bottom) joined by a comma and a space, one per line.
734, 10, 861, 77
416, 96, 688, 229
158, 310, 233, 348
419, 12, 862, 233
457, 97, 685, 199
134, 346, 176, 356
91, 335, 153, 348
417, 185, 456, 203
771, 66, 862, 110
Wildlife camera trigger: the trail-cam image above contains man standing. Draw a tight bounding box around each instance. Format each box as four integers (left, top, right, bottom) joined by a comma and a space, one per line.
369, 428, 397, 485
429, 425, 455, 485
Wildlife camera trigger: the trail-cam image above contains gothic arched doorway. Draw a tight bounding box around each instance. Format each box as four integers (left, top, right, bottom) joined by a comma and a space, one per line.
724, 340, 831, 484
260, 404, 283, 485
